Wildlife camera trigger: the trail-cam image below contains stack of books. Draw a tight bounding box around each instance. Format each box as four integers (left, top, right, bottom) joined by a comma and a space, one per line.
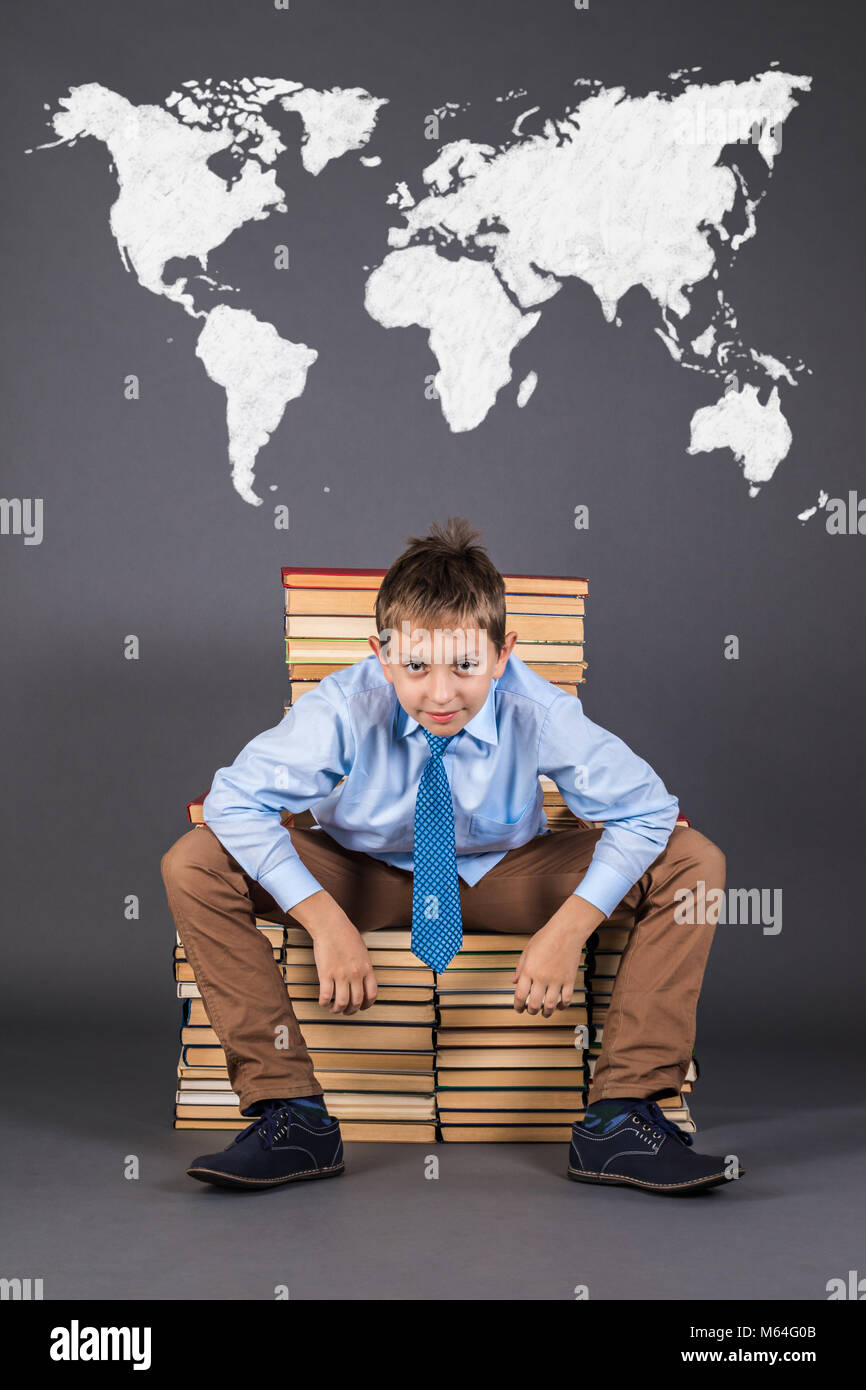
280, 925, 437, 1140
434, 931, 589, 1141
174, 923, 438, 1141
282, 566, 587, 698
175, 566, 700, 1137
174, 921, 286, 1130
174, 918, 695, 1136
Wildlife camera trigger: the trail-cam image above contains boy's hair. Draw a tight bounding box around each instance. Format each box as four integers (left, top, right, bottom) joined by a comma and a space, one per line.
376, 517, 506, 657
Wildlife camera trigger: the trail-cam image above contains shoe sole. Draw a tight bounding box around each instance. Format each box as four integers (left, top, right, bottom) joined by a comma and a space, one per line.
186, 1161, 345, 1190
567, 1164, 743, 1194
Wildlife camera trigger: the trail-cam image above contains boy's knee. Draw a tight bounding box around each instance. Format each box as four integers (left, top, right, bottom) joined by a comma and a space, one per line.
160, 827, 212, 888
673, 826, 726, 886
160, 835, 184, 888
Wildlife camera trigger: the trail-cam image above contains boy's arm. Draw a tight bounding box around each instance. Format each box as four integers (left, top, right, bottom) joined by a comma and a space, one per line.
537, 692, 680, 919
202, 683, 356, 915
203, 686, 380, 1016
512, 693, 680, 1017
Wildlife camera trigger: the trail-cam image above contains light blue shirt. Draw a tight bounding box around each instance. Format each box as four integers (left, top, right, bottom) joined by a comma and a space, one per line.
202, 653, 680, 920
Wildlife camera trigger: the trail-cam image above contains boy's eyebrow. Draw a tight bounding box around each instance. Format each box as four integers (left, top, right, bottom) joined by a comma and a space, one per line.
399, 655, 480, 663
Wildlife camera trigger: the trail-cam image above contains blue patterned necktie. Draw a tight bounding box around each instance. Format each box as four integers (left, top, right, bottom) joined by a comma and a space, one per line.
411, 728, 463, 972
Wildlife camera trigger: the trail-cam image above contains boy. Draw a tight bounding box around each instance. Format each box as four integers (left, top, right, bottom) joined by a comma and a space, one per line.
161, 518, 742, 1195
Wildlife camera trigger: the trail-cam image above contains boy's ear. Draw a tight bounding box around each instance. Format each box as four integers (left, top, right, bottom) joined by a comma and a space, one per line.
369, 634, 395, 684
492, 630, 518, 677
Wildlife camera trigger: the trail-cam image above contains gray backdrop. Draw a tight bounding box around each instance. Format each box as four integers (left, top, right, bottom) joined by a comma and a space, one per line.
1, 0, 863, 1302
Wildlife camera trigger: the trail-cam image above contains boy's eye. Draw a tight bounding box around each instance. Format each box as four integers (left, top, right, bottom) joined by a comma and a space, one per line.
403, 660, 478, 672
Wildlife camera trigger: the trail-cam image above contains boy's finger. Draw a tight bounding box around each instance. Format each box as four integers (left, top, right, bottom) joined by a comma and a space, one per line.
349, 976, 366, 1010
542, 982, 562, 1017
524, 979, 545, 1014
512, 971, 530, 1011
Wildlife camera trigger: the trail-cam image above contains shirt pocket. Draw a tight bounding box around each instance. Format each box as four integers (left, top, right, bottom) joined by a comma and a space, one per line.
467, 791, 541, 853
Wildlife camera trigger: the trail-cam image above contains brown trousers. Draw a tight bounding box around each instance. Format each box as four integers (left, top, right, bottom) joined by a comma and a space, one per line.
160, 821, 724, 1116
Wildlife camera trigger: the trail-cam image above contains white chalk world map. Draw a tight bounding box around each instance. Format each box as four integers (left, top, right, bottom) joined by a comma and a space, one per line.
29, 68, 811, 506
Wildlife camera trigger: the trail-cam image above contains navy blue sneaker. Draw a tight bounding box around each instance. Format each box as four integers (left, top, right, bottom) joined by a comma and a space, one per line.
186, 1097, 344, 1190
568, 1099, 744, 1195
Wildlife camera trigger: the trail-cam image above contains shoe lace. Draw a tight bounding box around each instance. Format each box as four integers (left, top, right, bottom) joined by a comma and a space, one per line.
630, 1099, 694, 1147
234, 1100, 291, 1149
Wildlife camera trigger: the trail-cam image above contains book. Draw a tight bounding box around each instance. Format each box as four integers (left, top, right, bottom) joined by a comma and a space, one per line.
178, 1069, 436, 1093
283, 963, 435, 987
285, 614, 584, 643
180, 978, 435, 1003
286, 637, 585, 666
176, 1091, 437, 1122
284, 588, 586, 617
436, 971, 584, 991
436, 992, 586, 1008
435, 1067, 585, 1086
181, 1024, 436, 1050
436, 1029, 582, 1047
173, 1119, 438, 1141
437, 1006, 587, 1028
441, 1127, 580, 1142
287, 661, 586, 683
179, 1044, 435, 1069
437, 1091, 586, 1110
282, 567, 589, 597
184, 995, 436, 1026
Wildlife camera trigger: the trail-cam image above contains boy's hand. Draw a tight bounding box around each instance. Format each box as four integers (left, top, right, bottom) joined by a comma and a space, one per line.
312, 920, 379, 1015
512, 894, 606, 1017
287, 890, 378, 1015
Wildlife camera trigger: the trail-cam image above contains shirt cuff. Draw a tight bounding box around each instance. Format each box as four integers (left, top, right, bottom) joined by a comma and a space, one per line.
258, 857, 326, 915
572, 859, 636, 918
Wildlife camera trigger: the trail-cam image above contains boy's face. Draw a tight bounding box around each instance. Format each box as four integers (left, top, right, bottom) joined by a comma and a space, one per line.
368, 613, 518, 738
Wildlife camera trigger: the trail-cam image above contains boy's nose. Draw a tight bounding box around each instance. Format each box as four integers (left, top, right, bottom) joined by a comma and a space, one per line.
427, 674, 456, 703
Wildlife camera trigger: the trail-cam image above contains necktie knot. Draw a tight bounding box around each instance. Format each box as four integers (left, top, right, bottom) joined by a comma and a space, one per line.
421, 727, 452, 759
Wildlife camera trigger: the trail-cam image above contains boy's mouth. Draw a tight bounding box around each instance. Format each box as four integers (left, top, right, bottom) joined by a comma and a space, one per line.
425, 710, 462, 723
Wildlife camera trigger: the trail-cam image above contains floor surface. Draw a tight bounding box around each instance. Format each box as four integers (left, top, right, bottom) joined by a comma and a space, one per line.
2, 1016, 862, 1301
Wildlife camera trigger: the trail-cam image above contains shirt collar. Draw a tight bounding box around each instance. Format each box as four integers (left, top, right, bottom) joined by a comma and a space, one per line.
394, 678, 499, 746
